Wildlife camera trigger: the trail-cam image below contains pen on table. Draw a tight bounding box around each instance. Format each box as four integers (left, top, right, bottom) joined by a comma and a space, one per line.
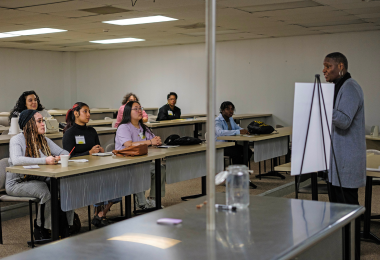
215, 204, 237, 212
69, 146, 75, 155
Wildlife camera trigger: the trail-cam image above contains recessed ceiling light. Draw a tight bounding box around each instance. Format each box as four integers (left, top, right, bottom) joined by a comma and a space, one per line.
103, 15, 177, 26
7, 28, 67, 36
90, 38, 145, 44
0, 33, 19, 39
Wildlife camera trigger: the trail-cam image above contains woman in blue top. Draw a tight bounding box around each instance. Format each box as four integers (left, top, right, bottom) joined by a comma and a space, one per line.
215, 101, 252, 164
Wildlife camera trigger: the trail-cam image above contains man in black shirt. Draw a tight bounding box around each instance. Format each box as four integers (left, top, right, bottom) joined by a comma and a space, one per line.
156, 92, 181, 121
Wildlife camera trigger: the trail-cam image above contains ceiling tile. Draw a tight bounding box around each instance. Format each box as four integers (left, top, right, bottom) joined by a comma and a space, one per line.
113, 0, 205, 11
0, 9, 36, 20
0, 0, 71, 9
312, 23, 380, 33
19, 0, 104, 13
218, 0, 305, 8
343, 7, 380, 15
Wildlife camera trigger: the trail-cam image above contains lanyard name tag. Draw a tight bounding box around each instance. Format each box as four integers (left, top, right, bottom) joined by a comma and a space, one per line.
168, 111, 173, 116
138, 132, 146, 140
75, 135, 86, 144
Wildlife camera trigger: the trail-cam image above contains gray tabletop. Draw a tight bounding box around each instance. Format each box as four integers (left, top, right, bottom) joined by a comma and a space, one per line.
4, 194, 363, 260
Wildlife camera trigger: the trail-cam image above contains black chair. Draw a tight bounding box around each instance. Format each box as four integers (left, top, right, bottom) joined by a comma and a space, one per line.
0, 158, 40, 248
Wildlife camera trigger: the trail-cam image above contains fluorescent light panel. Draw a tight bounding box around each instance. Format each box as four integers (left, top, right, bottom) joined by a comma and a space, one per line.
0, 28, 66, 39
7, 28, 67, 36
0, 33, 19, 39
90, 38, 145, 44
103, 15, 177, 25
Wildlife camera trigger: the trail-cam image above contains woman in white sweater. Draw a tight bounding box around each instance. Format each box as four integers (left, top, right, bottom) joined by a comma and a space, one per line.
5, 110, 73, 240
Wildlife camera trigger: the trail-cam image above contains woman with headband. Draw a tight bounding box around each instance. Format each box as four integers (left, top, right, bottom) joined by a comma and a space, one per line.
63, 102, 121, 228
5, 110, 73, 240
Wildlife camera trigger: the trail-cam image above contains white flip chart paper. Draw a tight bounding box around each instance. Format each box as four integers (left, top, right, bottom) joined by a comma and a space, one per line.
291, 82, 334, 175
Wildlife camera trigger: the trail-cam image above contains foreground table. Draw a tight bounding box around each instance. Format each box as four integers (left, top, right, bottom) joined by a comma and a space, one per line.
3, 194, 364, 260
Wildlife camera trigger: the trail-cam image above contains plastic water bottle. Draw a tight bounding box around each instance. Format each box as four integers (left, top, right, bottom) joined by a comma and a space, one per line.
226, 165, 250, 208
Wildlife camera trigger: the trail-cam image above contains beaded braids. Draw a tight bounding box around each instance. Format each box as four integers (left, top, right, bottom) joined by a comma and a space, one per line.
23, 116, 51, 158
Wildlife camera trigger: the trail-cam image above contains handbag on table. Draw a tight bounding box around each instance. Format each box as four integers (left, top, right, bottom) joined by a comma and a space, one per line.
112, 144, 148, 157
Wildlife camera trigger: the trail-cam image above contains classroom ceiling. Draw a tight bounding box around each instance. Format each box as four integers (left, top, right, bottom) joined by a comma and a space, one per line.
0, 0, 379, 52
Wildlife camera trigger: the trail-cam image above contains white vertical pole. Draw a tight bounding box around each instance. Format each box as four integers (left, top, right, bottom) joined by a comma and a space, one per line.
206, 0, 216, 231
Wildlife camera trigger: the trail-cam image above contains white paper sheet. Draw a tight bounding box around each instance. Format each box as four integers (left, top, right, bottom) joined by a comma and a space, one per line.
23, 165, 40, 169
92, 152, 113, 156
58, 159, 89, 163
291, 82, 334, 175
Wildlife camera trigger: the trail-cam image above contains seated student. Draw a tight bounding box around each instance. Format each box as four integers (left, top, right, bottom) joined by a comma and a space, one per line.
5, 110, 73, 239
115, 101, 166, 209
156, 92, 181, 121
9, 90, 51, 123
215, 101, 252, 164
62, 102, 121, 227
115, 93, 148, 128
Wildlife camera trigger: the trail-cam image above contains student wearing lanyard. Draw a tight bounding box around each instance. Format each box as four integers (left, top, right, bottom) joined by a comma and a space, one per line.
156, 92, 181, 121
115, 101, 166, 209
215, 101, 252, 164
114, 93, 148, 128
62, 102, 121, 227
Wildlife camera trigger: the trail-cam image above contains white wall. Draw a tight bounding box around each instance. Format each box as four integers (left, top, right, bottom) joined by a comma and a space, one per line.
0, 48, 71, 112
76, 31, 380, 130
1, 30, 379, 131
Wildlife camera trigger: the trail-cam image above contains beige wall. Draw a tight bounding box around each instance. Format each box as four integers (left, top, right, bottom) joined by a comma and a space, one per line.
75, 30, 380, 131
0, 48, 68, 112
1, 30, 379, 132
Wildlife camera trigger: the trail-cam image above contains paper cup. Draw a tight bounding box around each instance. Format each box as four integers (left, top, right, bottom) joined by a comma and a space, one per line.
60, 155, 70, 167
373, 126, 379, 137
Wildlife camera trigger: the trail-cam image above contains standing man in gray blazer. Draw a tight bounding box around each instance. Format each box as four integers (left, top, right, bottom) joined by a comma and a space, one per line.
323, 52, 366, 205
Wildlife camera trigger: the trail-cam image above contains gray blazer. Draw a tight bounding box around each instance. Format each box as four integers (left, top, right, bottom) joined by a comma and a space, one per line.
329, 78, 366, 188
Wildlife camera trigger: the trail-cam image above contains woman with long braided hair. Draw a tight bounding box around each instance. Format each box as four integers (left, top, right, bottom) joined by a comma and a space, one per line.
5, 110, 74, 240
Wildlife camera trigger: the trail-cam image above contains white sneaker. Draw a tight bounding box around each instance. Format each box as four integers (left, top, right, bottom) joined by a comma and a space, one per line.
134, 194, 150, 210
146, 198, 156, 208
146, 198, 164, 209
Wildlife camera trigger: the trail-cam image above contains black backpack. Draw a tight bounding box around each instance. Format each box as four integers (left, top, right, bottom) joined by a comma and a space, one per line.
247, 121, 275, 135
164, 134, 202, 145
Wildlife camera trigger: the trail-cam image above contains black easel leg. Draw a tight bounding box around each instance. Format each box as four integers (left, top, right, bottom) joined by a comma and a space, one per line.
311, 173, 318, 201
